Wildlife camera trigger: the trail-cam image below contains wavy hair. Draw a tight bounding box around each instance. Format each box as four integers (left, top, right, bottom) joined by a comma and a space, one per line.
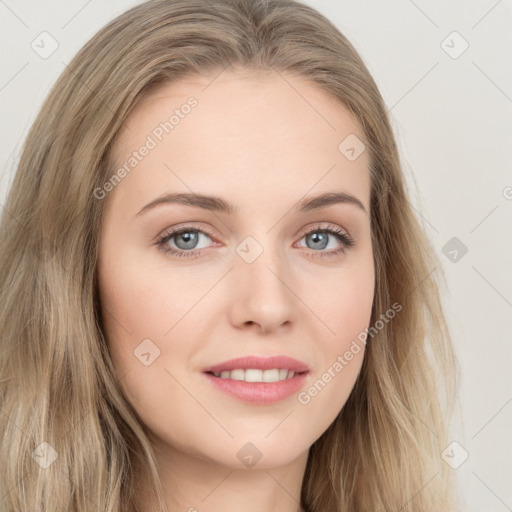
0, 0, 460, 510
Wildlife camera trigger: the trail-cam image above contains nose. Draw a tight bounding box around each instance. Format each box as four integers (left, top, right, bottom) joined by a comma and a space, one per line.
228, 240, 296, 334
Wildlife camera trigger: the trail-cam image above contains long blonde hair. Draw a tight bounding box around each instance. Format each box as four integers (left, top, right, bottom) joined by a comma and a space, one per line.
0, 0, 460, 510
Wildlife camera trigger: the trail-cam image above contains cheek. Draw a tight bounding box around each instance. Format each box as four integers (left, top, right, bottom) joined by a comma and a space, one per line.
98, 247, 181, 342
294, 316, 370, 443
97, 245, 210, 409
306, 248, 375, 350
96, 244, 170, 380
296, 254, 374, 420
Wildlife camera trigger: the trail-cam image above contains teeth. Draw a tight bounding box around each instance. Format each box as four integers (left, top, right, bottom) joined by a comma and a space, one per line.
211, 369, 298, 382
230, 369, 245, 381
245, 369, 263, 382
262, 369, 279, 382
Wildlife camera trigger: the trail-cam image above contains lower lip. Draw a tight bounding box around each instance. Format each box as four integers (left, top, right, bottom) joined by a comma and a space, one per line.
203, 372, 309, 404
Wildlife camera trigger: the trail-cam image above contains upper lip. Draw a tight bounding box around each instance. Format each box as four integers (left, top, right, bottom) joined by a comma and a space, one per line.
202, 355, 309, 374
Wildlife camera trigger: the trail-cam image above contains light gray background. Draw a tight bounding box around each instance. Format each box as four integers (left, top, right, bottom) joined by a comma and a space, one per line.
1, 1, 511, 510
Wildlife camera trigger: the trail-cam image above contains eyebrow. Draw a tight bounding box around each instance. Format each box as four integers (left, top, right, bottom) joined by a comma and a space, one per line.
135, 191, 367, 217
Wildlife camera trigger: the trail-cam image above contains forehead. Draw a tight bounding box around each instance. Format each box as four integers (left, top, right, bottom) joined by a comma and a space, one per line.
106, 69, 370, 216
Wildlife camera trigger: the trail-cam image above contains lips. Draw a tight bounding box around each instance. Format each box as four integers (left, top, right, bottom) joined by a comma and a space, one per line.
202, 355, 310, 374
201, 355, 310, 404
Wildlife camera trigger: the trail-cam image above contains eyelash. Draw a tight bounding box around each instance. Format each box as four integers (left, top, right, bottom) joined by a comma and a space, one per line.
155, 223, 355, 261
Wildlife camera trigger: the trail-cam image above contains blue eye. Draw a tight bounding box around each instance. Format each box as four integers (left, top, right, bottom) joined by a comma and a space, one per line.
156, 223, 355, 260
156, 227, 214, 258
299, 227, 355, 255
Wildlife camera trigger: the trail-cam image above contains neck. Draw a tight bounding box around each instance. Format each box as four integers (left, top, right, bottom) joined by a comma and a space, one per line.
133, 441, 309, 512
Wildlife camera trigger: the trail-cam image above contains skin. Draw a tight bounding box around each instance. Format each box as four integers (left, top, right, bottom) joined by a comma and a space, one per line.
97, 68, 375, 512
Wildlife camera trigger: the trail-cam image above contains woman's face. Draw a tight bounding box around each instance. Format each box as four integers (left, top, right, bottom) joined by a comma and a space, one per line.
97, 69, 375, 470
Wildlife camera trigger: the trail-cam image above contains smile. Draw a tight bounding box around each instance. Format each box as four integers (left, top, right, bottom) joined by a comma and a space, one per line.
208, 368, 298, 382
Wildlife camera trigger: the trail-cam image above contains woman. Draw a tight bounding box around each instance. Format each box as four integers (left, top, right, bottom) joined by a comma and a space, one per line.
0, 0, 460, 510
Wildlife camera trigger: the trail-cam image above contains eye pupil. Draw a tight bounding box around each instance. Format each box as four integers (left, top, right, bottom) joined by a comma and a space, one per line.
176, 231, 198, 249
307, 232, 328, 250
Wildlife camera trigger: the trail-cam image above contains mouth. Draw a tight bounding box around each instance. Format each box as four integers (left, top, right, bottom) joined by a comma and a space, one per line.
201, 355, 310, 404
205, 368, 307, 382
